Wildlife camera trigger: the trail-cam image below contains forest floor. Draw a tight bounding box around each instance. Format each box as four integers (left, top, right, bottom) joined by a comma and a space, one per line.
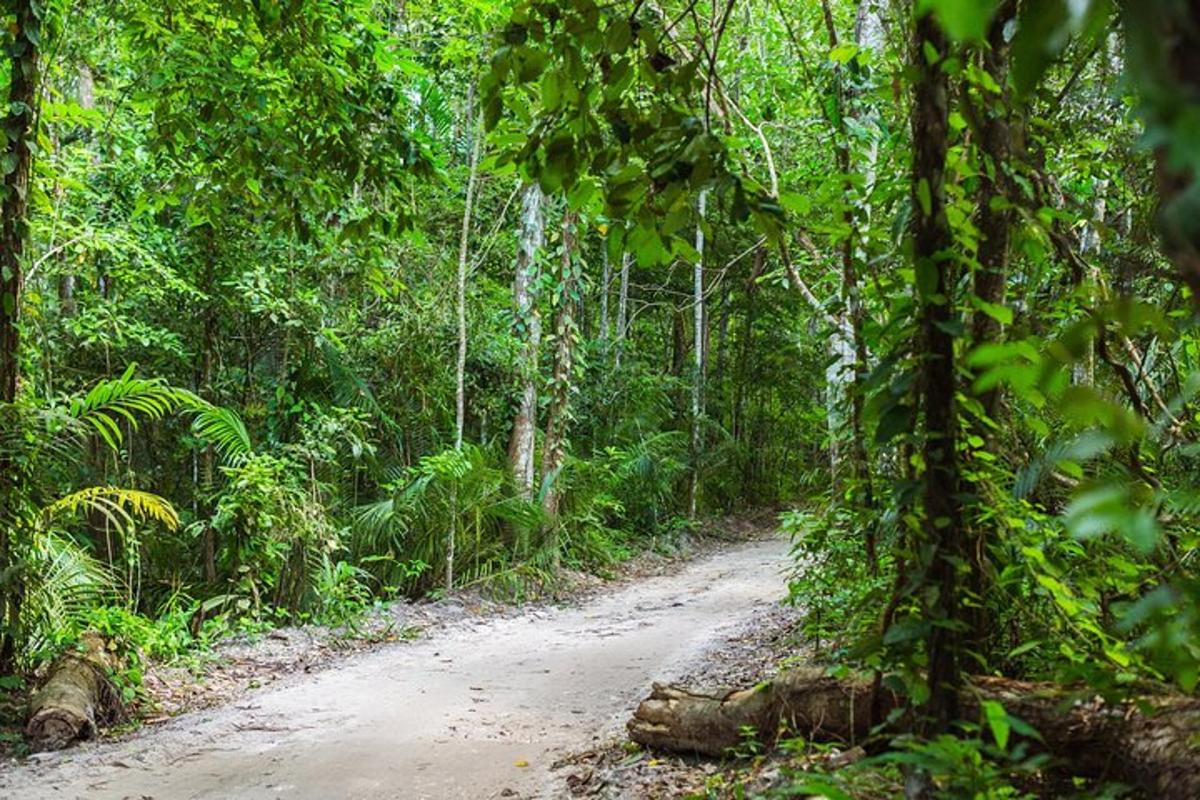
0, 517, 802, 799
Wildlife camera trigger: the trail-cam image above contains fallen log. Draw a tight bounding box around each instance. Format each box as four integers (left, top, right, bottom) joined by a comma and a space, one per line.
25, 633, 121, 751
628, 668, 1200, 799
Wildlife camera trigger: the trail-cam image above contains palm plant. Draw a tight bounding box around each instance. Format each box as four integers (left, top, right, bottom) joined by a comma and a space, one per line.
0, 366, 240, 672
351, 444, 544, 595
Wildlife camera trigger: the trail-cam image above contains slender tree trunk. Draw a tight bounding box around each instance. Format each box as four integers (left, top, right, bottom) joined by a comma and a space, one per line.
689, 192, 708, 520
199, 235, 219, 585
455, 84, 480, 451
911, 8, 962, 739
614, 253, 631, 369
599, 246, 611, 343
508, 184, 546, 497
971, 3, 1017, 419
0, 0, 39, 674
449, 84, 482, 592
819, 0, 880, 567
541, 211, 579, 521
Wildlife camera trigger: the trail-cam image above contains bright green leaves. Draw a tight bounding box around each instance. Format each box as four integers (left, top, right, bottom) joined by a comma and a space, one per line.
122, 0, 429, 237
1065, 483, 1159, 554
917, 0, 1001, 43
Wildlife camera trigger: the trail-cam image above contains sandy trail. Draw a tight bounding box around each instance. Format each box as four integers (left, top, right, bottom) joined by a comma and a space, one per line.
0, 537, 791, 800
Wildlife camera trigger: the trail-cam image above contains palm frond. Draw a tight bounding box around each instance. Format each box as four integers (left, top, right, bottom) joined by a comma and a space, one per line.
44, 486, 180, 532
67, 365, 189, 449
190, 404, 254, 464
21, 534, 117, 658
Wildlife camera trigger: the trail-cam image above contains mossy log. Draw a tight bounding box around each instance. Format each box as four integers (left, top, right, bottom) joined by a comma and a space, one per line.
25, 633, 121, 751
628, 668, 1200, 799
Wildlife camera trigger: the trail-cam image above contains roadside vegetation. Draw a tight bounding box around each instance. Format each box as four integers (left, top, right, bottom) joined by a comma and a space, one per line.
2, 1, 1200, 796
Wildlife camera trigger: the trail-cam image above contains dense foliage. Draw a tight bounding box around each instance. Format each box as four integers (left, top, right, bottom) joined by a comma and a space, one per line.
2, 0, 1200, 794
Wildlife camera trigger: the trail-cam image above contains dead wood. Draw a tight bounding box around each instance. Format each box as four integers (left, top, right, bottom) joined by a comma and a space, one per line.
628, 668, 1200, 799
25, 632, 121, 751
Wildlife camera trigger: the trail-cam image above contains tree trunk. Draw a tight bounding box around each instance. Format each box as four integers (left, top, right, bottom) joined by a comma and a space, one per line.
449, 83, 482, 592
599, 246, 610, 343
507, 184, 546, 497
198, 235, 219, 585
540, 211, 579, 521
628, 670, 1200, 800
614, 253, 630, 369
819, 1, 879, 559
910, 10, 962, 733
455, 83, 480, 452
25, 634, 121, 752
0, 1, 35, 405
0, 0, 40, 675
970, 0, 1018, 420
965, 0, 1019, 659
689, 191, 708, 520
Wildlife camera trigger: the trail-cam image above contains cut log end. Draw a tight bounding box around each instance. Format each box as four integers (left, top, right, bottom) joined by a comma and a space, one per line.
24, 633, 120, 752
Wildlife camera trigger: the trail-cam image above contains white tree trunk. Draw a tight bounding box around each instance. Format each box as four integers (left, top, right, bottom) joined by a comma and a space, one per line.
508, 184, 546, 497
455, 85, 481, 451
615, 252, 631, 369
600, 247, 611, 342
825, 0, 886, 476
689, 191, 708, 519
1074, 178, 1108, 386
449, 84, 482, 591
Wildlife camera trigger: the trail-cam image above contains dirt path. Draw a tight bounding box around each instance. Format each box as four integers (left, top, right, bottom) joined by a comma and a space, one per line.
0, 537, 792, 800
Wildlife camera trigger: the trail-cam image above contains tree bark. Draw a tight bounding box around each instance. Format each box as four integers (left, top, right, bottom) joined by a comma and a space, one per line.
964, 0, 1019, 661
599, 246, 610, 343
25, 633, 121, 752
0, 0, 36, 404
540, 211, 579, 520
910, 10, 963, 733
507, 184, 546, 497
628, 670, 1200, 800
689, 191, 708, 520
455, 83, 481, 452
614, 253, 630, 370
0, 0, 40, 675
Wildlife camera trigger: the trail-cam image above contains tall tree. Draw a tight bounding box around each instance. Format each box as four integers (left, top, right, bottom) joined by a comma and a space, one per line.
910, 7, 962, 736
0, 0, 42, 674
541, 210, 580, 520
508, 184, 546, 496
690, 191, 708, 520
615, 253, 631, 370
0, 0, 38, 405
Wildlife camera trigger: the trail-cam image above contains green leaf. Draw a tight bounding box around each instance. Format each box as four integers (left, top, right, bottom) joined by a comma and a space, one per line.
918, 0, 1001, 42
982, 700, 1010, 750
971, 296, 1013, 326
